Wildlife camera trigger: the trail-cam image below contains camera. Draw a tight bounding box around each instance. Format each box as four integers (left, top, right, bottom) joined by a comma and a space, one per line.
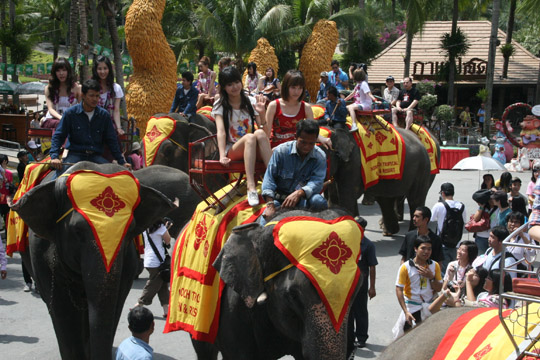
447, 280, 458, 292
163, 217, 173, 225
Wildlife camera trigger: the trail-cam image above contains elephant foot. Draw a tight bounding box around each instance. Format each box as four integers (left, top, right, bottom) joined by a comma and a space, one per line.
361, 199, 375, 206
397, 215, 404, 222
382, 231, 394, 237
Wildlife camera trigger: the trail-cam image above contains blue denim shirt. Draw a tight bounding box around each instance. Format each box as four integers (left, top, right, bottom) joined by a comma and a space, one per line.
317, 81, 330, 102
116, 336, 153, 360
262, 140, 326, 200
50, 102, 125, 164
324, 98, 348, 123
170, 85, 199, 116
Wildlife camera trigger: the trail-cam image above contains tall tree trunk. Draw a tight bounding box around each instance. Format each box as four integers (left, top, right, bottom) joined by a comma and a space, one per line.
103, 0, 127, 117
78, 0, 89, 80
446, 0, 459, 105
1, 0, 7, 83
357, 0, 364, 60
70, 0, 79, 80
90, 0, 99, 51
536, 60, 540, 104
502, 0, 516, 79
484, 0, 501, 137
8, 0, 16, 83
404, 31, 413, 78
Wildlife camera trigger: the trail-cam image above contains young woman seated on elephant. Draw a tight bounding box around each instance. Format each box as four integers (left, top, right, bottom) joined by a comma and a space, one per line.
265, 70, 331, 149
212, 66, 272, 207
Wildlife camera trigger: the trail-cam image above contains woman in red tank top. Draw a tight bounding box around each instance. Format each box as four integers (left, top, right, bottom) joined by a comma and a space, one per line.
266, 70, 331, 149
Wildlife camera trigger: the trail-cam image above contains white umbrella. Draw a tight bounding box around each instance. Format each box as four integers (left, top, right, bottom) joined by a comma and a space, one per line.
452, 156, 506, 171
15, 81, 47, 95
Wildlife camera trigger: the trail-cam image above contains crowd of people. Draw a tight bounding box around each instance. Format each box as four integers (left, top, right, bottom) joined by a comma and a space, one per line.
393, 169, 540, 341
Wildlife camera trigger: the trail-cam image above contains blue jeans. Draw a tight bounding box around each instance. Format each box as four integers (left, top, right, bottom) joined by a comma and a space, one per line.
441, 246, 457, 275
475, 235, 489, 254
259, 194, 328, 226
53, 152, 109, 179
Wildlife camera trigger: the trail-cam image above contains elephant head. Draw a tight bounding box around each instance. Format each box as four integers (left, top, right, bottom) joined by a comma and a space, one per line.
148, 113, 216, 172
211, 209, 359, 360
11, 162, 176, 360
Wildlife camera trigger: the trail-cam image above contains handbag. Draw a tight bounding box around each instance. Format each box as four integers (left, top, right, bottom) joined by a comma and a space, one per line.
464, 210, 490, 233
145, 230, 171, 283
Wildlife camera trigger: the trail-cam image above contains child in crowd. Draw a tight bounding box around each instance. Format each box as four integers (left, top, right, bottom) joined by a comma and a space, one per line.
127, 142, 143, 171
345, 69, 378, 132
322, 86, 348, 130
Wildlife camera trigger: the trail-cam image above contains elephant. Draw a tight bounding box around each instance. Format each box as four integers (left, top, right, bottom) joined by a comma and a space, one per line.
11, 162, 176, 360
133, 165, 202, 238
191, 208, 361, 360
326, 127, 436, 234
148, 112, 217, 173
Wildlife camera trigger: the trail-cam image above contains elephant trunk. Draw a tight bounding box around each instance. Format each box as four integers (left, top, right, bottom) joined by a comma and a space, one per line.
301, 302, 348, 360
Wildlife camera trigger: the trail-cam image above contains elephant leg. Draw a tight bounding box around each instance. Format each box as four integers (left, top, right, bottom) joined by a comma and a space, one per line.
376, 197, 400, 235
29, 235, 90, 359
395, 196, 405, 222
336, 181, 360, 217
361, 192, 375, 206
191, 339, 218, 360
406, 186, 428, 231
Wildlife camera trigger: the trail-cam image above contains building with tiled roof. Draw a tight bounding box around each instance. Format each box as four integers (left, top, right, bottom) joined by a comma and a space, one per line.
369, 21, 539, 112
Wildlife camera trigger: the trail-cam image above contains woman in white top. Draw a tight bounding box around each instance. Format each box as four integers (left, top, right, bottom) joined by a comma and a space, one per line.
244, 62, 260, 95
442, 241, 478, 302
41, 57, 81, 129
506, 211, 537, 261
212, 66, 272, 207
135, 219, 172, 317
92, 56, 125, 135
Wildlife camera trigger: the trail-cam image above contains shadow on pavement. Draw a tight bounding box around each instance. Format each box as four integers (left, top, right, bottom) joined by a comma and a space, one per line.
0, 334, 39, 344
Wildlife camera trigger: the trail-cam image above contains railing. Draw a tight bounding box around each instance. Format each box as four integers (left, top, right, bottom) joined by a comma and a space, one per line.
499, 222, 540, 359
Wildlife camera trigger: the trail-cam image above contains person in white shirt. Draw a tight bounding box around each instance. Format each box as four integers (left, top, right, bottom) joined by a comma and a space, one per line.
482, 226, 518, 279
383, 76, 400, 107
430, 182, 467, 274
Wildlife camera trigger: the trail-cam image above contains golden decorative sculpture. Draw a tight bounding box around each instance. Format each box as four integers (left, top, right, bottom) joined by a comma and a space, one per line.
242, 38, 279, 86
125, 0, 177, 135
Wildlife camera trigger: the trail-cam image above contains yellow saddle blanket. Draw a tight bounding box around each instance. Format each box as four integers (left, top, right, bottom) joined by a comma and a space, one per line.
433, 304, 540, 360
6, 158, 52, 256
270, 216, 363, 332
410, 124, 439, 174
66, 170, 140, 272
165, 184, 265, 342
143, 116, 177, 167
350, 115, 405, 188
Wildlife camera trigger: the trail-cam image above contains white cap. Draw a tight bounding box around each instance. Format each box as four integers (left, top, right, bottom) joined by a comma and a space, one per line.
132, 142, 141, 151
27, 140, 40, 149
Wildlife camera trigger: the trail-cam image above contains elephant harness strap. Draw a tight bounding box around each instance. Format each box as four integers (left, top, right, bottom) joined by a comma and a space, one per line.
143, 115, 181, 167
269, 215, 363, 332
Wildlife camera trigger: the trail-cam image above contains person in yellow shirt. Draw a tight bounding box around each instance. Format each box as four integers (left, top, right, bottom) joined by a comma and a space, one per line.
394, 236, 442, 337
459, 106, 472, 127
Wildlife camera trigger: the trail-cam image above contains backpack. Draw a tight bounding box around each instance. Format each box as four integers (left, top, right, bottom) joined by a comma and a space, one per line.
440, 201, 465, 247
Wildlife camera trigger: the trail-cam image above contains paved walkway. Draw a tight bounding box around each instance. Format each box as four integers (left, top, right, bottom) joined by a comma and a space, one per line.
1, 168, 527, 359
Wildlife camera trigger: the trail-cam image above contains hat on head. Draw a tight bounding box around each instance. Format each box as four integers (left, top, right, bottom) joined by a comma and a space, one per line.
511, 177, 522, 184
386, 76, 395, 81
320, 72, 328, 77
27, 140, 40, 149
17, 150, 28, 158
440, 182, 454, 195
132, 142, 141, 151
472, 189, 491, 205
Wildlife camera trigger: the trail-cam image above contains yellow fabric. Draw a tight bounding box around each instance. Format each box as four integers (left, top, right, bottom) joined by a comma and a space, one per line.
441, 304, 540, 360
274, 217, 362, 331
166, 183, 266, 340
410, 124, 439, 174
349, 115, 405, 188
6, 160, 52, 256
312, 104, 325, 120
143, 116, 177, 167
67, 170, 140, 272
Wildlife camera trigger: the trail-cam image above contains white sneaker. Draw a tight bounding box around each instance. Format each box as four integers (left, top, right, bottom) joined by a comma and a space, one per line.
349, 122, 358, 132
23, 283, 32, 292
247, 191, 259, 206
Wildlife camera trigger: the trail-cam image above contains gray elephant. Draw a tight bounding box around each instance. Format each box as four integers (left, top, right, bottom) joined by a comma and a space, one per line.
133, 165, 201, 237
191, 208, 361, 359
326, 127, 436, 234
146, 112, 216, 172
12, 162, 176, 360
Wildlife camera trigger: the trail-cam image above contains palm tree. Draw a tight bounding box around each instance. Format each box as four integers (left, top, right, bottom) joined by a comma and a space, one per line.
69, 0, 78, 66
446, 0, 459, 105
401, 0, 434, 77
501, 0, 516, 79
518, 0, 540, 103
484, 0, 501, 137
40, 0, 68, 61
78, 0, 89, 80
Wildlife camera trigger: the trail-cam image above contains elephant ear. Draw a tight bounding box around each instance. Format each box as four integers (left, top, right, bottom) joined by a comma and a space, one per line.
331, 129, 356, 163
132, 185, 177, 235
213, 223, 264, 308
11, 181, 57, 240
